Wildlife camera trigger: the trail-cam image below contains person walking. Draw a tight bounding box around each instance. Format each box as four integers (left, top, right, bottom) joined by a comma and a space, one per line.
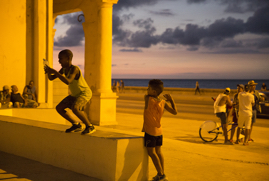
120, 80, 125, 93
195, 81, 201, 95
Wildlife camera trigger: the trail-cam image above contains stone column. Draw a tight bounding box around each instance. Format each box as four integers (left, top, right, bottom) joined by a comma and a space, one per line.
33, 0, 47, 107
82, 1, 118, 125
32, 0, 54, 108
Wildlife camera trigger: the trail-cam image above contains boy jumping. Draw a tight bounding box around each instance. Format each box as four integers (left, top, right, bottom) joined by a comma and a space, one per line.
44, 49, 95, 135
142, 79, 177, 181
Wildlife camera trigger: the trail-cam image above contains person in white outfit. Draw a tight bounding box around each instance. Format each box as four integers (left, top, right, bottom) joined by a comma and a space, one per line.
235, 84, 254, 146
214, 87, 233, 144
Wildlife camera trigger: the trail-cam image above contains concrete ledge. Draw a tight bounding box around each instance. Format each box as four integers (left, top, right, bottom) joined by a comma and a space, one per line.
0, 115, 148, 181
0, 108, 68, 125
121, 86, 237, 95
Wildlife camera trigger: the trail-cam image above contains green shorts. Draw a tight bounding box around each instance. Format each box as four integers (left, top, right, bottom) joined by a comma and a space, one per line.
59, 95, 88, 111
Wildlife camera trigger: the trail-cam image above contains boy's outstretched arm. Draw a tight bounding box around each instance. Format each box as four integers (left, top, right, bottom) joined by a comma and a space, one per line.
163, 94, 177, 115
44, 65, 59, 81
44, 65, 78, 85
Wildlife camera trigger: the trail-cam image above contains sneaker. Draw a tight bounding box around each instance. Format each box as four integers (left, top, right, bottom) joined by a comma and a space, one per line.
152, 174, 167, 181
81, 125, 96, 135
224, 141, 234, 145
65, 123, 82, 133
159, 174, 167, 181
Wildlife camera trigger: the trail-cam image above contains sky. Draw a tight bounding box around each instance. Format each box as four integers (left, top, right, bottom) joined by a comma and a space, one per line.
53, 0, 269, 79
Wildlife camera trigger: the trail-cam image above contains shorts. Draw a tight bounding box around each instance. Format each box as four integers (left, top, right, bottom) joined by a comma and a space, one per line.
144, 132, 163, 147
252, 110, 257, 123
58, 95, 88, 111
13, 102, 24, 108
238, 114, 252, 129
216, 112, 227, 125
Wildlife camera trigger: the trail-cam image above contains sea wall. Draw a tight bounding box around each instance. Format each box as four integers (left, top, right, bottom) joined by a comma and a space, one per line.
120, 86, 237, 96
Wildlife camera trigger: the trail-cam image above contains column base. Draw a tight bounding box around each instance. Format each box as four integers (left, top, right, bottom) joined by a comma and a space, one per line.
86, 92, 118, 126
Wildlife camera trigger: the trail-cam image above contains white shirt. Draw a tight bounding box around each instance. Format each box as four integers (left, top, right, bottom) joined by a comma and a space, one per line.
238, 92, 254, 116
214, 93, 227, 113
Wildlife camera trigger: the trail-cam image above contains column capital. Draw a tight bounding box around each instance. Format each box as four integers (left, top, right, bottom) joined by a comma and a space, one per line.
98, 1, 117, 8
101, 0, 119, 4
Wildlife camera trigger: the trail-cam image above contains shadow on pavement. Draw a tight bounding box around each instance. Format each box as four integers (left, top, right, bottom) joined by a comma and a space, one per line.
174, 135, 226, 145
174, 135, 206, 144
0, 151, 101, 181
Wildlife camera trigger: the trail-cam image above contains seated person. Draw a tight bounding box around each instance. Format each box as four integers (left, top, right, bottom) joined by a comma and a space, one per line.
22, 94, 39, 108
10, 85, 25, 108
23, 80, 38, 101
11, 85, 39, 108
0, 85, 12, 108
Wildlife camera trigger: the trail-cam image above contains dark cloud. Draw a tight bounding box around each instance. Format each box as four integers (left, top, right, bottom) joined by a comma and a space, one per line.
113, 0, 160, 12
220, 0, 269, 13
53, 1, 269, 54
207, 17, 245, 38
113, 18, 159, 48
54, 25, 84, 47
112, 14, 124, 35
149, 9, 175, 16
187, 46, 199, 51
112, 15, 132, 46
119, 48, 142, 52
200, 37, 222, 48
257, 38, 269, 49
128, 31, 159, 47
54, 12, 84, 47
113, 5, 268, 53
128, 19, 159, 47
187, 0, 269, 13
160, 24, 207, 46
220, 39, 243, 48
133, 18, 155, 31
122, 14, 135, 22
245, 6, 269, 34
187, 0, 206, 3
206, 49, 262, 54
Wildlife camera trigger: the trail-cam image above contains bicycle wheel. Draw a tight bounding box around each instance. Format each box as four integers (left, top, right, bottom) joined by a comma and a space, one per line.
199, 121, 219, 142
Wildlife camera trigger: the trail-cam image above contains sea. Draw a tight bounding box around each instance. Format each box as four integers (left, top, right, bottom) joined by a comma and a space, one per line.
111, 79, 269, 89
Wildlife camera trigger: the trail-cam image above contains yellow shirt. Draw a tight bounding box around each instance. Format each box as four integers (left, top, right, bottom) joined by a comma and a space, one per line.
63, 65, 92, 102
143, 96, 166, 136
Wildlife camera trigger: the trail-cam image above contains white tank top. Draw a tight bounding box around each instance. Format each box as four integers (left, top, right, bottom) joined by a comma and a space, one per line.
214, 93, 227, 113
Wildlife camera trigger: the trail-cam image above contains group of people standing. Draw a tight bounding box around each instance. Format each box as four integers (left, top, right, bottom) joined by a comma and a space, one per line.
112, 80, 125, 93
214, 80, 261, 146
0, 81, 39, 108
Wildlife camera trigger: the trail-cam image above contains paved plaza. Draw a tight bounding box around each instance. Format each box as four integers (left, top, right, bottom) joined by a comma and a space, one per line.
1, 93, 269, 181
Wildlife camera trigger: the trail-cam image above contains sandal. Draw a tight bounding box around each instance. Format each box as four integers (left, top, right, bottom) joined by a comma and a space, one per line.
248, 138, 254, 142
243, 142, 249, 146
229, 139, 233, 143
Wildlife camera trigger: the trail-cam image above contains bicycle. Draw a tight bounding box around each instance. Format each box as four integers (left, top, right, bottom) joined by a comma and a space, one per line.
199, 120, 245, 142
